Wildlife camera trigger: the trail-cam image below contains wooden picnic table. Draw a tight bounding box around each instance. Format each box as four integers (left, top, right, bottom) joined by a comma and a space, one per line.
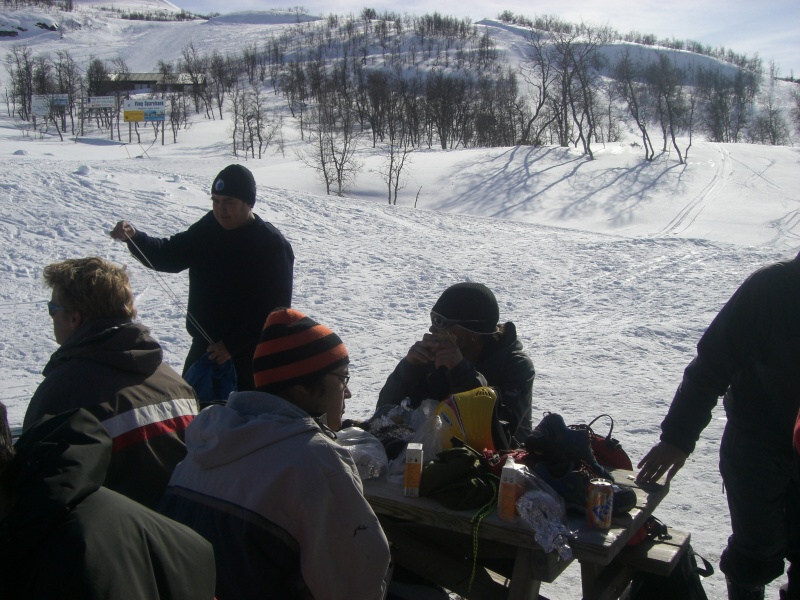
364, 468, 680, 600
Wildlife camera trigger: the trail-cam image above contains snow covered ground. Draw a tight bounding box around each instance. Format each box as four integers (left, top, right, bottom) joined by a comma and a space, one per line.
1, 5, 798, 598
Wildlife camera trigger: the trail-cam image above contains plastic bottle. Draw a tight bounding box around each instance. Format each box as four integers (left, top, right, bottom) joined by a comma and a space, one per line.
498, 456, 523, 521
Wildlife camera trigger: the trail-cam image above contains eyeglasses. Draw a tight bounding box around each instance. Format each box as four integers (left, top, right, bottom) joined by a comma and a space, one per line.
429, 311, 485, 331
47, 301, 67, 317
331, 372, 350, 387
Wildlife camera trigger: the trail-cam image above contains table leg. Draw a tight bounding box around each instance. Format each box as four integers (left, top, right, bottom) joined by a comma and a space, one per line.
379, 517, 509, 599
507, 548, 543, 600
580, 560, 636, 600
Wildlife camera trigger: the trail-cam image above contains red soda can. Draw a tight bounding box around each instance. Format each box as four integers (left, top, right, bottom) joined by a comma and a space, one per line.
586, 478, 614, 529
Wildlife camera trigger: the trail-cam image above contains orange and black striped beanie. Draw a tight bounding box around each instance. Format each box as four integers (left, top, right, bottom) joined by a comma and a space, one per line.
253, 308, 349, 391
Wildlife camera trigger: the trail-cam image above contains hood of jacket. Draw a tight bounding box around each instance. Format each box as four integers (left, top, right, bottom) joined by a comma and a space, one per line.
183, 391, 323, 470
42, 319, 163, 378
472, 321, 528, 378
0, 409, 110, 560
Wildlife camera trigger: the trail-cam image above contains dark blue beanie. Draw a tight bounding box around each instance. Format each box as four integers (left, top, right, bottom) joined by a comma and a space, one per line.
211, 164, 256, 207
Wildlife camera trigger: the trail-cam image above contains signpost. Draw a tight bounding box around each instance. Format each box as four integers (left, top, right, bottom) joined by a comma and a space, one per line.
123, 98, 166, 144
123, 98, 165, 122
31, 94, 69, 141
87, 96, 116, 109
31, 96, 49, 117
32, 94, 68, 117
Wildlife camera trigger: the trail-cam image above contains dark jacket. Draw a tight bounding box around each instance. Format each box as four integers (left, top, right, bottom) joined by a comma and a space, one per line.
0, 409, 216, 600
24, 319, 198, 509
126, 211, 294, 389
377, 321, 535, 439
660, 253, 800, 456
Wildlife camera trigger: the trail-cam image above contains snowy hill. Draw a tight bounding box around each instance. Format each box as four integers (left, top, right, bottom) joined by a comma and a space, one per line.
0, 3, 798, 599
0, 11, 60, 39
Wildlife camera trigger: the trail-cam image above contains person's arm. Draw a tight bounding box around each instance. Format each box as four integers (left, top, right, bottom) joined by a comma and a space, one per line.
493, 352, 535, 439
268, 235, 294, 309
444, 359, 488, 394
376, 333, 443, 408
636, 352, 738, 485
111, 217, 204, 273
638, 271, 763, 484
296, 449, 390, 600
661, 272, 761, 454
376, 356, 430, 408
23, 368, 80, 430
427, 332, 487, 394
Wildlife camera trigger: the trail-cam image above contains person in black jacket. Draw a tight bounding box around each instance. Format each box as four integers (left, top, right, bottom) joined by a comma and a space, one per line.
111, 163, 295, 392
0, 403, 216, 600
24, 257, 198, 509
637, 251, 800, 600
377, 282, 535, 440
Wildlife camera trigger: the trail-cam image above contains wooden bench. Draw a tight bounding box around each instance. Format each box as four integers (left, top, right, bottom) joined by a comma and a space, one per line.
618, 528, 691, 576
580, 529, 691, 600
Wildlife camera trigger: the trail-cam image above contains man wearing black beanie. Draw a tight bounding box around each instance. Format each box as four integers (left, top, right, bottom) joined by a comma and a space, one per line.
111, 164, 295, 398
377, 281, 535, 440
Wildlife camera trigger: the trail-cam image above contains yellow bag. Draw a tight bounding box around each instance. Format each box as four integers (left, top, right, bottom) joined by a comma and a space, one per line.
434, 387, 508, 452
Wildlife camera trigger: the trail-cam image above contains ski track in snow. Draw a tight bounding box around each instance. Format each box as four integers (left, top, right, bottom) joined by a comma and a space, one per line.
654, 144, 729, 237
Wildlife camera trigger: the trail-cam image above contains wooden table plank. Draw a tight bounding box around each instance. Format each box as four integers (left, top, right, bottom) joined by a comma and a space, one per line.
567, 471, 669, 567
365, 477, 550, 549
617, 529, 691, 576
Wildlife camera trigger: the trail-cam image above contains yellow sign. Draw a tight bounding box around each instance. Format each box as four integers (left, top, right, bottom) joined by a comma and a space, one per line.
124, 110, 145, 122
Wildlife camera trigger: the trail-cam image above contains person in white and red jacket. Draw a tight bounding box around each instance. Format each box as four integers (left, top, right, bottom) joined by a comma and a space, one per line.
24, 257, 198, 509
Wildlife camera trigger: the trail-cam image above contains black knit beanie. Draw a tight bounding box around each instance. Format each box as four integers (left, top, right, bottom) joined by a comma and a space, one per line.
431, 282, 499, 334
253, 308, 349, 391
211, 164, 257, 207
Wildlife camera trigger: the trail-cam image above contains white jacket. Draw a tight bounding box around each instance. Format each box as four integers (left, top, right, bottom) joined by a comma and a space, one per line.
161, 391, 390, 600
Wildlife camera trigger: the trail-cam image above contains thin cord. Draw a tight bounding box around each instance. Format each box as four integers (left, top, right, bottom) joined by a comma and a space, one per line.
468, 475, 499, 593
123, 233, 215, 346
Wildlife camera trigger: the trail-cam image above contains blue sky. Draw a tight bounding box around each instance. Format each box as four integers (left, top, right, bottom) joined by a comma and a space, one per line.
173, 0, 799, 77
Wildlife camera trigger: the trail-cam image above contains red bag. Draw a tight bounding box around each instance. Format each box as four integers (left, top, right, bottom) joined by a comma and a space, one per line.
570, 414, 633, 471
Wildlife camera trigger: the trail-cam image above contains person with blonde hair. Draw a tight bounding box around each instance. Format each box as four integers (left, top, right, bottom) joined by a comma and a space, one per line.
24, 256, 198, 509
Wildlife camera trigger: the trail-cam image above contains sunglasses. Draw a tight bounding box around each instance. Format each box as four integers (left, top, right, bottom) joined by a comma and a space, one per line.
47, 301, 67, 317
331, 372, 350, 387
429, 311, 485, 331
